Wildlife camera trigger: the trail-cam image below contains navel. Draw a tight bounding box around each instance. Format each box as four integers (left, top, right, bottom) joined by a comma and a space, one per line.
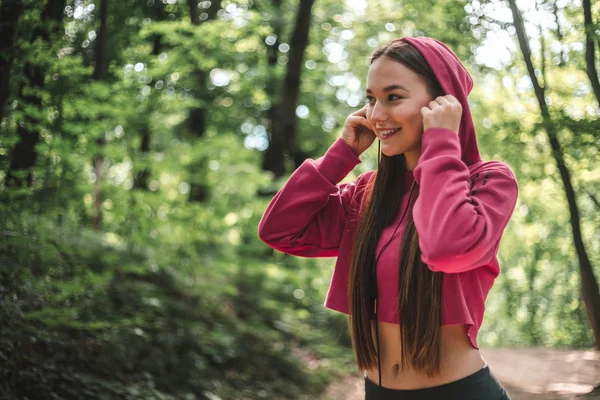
392, 363, 400, 376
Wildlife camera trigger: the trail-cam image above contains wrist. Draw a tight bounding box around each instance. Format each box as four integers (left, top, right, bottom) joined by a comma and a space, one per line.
317, 138, 361, 183
340, 138, 360, 157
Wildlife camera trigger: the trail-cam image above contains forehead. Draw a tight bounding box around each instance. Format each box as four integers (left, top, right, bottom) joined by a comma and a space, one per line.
366, 56, 427, 92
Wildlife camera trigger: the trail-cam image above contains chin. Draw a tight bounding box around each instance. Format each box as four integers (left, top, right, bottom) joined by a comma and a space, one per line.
380, 146, 404, 157
380, 139, 420, 159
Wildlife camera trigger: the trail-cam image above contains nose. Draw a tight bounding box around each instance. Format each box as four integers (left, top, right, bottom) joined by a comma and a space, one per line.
369, 101, 388, 124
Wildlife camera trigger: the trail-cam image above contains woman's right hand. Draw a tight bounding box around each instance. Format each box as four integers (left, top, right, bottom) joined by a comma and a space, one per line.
341, 105, 376, 157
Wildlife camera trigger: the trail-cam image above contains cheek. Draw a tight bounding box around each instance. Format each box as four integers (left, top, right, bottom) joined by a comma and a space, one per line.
392, 106, 421, 124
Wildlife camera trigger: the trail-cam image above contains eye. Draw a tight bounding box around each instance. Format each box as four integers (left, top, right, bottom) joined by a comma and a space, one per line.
365, 94, 402, 104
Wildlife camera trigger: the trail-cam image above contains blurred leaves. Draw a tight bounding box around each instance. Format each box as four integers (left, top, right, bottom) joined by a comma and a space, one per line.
0, 0, 599, 398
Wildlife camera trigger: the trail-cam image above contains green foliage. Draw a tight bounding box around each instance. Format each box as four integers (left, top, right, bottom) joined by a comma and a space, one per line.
0, 197, 340, 399
1, 0, 599, 398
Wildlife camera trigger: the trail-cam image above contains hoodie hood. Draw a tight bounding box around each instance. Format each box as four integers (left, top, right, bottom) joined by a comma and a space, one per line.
400, 37, 482, 167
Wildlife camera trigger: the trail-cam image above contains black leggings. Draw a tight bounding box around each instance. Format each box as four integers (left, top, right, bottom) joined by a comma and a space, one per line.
364, 365, 510, 400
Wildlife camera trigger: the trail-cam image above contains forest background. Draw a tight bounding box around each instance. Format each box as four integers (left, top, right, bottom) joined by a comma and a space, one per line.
0, 0, 599, 399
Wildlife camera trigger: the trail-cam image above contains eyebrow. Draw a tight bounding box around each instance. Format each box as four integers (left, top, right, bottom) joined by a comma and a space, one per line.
365, 84, 409, 93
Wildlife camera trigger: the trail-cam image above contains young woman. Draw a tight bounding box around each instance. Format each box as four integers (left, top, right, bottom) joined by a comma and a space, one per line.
258, 37, 518, 400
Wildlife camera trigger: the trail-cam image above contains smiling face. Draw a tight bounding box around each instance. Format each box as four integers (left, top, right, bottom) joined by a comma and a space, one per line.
365, 56, 436, 168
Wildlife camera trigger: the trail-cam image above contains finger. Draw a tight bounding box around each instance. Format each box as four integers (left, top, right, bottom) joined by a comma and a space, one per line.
443, 95, 462, 111
421, 107, 431, 117
444, 94, 459, 104
435, 96, 450, 106
428, 100, 440, 109
351, 105, 368, 116
358, 118, 375, 131
348, 116, 373, 130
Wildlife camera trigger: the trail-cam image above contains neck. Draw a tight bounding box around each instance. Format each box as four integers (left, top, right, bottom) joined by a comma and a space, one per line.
404, 149, 421, 171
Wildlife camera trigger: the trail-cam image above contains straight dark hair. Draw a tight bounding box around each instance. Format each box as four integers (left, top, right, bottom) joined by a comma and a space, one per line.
347, 40, 445, 377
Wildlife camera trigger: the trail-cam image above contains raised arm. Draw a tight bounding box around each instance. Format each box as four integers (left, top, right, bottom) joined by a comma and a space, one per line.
258, 138, 368, 258
413, 128, 519, 273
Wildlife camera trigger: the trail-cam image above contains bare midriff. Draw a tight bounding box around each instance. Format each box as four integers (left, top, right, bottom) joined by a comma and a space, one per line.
364, 321, 486, 390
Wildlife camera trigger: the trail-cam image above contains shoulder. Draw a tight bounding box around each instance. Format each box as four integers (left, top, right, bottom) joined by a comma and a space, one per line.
356, 170, 377, 185
468, 160, 515, 177
467, 160, 518, 198
468, 160, 517, 184
342, 170, 376, 211
354, 170, 377, 197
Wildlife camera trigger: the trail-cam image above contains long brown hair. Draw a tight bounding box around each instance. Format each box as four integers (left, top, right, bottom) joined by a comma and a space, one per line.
347, 40, 445, 377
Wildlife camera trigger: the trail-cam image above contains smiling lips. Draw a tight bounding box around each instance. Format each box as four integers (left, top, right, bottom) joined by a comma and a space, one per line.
379, 128, 401, 140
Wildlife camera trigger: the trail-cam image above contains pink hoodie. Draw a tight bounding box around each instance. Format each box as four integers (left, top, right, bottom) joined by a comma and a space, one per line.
258, 37, 518, 349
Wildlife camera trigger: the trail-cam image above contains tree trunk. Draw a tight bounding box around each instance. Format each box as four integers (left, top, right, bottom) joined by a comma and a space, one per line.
94, 0, 109, 81
133, 35, 162, 192
133, 125, 151, 190
588, 191, 600, 210
6, 0, 66, 187
188, 0, 199, 25
92, 0, 109, 229
265, 0, 282, 153
0, 0, 23, 121
186, 0, 221, 137
91, 150, 104, 229
262, 0, 315, 178
551, 0, 566, 67
187, 72, 207, 137
266, 0, 283, 68
186, 0, 222, 202
583, 0, 600, 107
204, 0, 222, 20
508, 0, 600, 349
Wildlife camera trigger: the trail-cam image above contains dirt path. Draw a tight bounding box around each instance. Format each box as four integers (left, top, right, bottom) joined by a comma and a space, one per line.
321, 347, 600, 400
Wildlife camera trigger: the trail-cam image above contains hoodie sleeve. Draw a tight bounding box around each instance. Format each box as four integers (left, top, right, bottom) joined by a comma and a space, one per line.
258, 138, 364, 258
413, 128, 518, 273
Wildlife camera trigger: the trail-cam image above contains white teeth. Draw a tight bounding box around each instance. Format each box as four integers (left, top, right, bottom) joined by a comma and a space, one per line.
380, 128, 400, 135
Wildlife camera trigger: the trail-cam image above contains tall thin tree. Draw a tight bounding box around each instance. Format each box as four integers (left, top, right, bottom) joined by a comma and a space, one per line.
186, 0, 222, 202
186, 0, 221, 140
6, 0, 66, 187
0, 0, 23, 121
133, 35, 162, 191
551, 0, 566, 66
262, 0, 315, 178
583, 0, 600, 106
508, 0, 600, 350
264, 0, 283, 104
91, 0, 109, 229
188, 0, 199, 25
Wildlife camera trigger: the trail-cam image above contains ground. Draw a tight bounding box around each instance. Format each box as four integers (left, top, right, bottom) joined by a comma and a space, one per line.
321, 347, 600, 400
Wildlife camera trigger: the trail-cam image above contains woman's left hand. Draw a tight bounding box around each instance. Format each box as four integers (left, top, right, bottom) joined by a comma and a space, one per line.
421, 95, 462, 135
